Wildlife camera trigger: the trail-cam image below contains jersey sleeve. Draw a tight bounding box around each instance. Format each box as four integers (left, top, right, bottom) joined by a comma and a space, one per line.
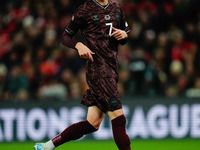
120, 8, 130, 34
61, 7, 87, 49
116, 7, 130, 45
64, 8, 87, 37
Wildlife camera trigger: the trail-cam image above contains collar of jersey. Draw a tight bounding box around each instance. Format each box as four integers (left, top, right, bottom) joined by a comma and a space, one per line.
92, 0, 109, 9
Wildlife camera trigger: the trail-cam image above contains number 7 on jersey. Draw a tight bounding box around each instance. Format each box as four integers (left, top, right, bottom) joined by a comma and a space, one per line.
106, 23, 113, 36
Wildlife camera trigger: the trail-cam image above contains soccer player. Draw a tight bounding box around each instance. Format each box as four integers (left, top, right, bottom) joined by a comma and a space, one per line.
34, 0, 131, 150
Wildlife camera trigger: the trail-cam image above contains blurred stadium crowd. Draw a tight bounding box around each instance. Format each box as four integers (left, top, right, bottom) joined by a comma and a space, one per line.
0, 0, 200, 102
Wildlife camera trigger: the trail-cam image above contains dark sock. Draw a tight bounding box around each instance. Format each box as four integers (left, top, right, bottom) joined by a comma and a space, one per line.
111, 115, 131, 150
52, 120, 97, 147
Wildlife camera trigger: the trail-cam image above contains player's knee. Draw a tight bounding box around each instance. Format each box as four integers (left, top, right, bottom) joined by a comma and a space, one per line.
91, 121, 101, 130
111, 114, 126, 128
88, 119, 101, 130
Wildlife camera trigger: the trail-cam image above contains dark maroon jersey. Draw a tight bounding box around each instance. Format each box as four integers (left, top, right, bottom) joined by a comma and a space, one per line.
65, 0, 130, 80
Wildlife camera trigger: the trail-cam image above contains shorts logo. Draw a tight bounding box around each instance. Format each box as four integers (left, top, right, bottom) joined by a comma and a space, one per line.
109, 97, 119, 109
104, 14, 111, 20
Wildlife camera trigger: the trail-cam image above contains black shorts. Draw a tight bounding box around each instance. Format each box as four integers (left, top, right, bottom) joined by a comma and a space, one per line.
81, 77, 122, 113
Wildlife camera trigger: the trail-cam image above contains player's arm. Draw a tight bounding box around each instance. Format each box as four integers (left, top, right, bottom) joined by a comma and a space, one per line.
61, 16, 95, 62
61, 17, 81, 49
75, 42, 95, 62
111, 7, 130, 45
110, 27, 128, 45
61, 31, 78, 49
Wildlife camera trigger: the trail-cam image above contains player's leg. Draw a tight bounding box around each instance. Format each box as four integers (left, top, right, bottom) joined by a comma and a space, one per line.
86, 105, 105, 129
108, 109, 131, 150
33, 106, 105, 150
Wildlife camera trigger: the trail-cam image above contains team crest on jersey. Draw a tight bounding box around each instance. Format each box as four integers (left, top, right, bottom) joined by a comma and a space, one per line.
104, 14, 111, 20
115, 12, 121, 22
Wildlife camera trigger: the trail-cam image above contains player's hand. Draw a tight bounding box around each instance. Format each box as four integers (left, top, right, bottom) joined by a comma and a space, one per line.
110, 27, 128, 40
75, 42, 95, 62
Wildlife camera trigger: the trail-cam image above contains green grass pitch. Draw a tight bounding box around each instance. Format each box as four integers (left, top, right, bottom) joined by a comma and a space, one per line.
0, 139, 200, 150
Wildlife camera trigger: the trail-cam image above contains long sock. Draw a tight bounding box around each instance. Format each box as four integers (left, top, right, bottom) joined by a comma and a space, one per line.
111, 115, 131, 150
52, 120, 97, 147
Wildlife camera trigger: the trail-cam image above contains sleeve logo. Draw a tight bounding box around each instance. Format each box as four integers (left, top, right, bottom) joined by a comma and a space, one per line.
125, 22, 128, 27
71, 15, 74, 21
